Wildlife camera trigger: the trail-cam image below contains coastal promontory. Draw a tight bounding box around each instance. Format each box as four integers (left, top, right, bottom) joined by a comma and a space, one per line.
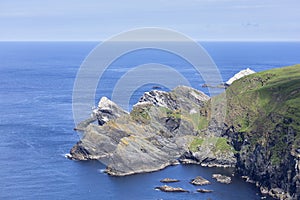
69, 65, 300, 199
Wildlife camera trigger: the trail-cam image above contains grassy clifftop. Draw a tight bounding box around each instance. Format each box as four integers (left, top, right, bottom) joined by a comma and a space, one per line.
226, 64, 300, 142
222, 64, 300, 199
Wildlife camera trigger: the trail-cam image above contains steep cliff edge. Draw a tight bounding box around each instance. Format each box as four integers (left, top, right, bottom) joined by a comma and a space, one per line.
221, 65, 300, 199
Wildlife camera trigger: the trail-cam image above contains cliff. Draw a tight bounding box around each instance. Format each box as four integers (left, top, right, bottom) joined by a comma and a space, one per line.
69, 65, 300, 199
221, 65, 300, 199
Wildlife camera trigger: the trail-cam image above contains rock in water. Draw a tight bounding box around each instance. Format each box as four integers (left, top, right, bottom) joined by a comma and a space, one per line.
225, 68, 255, 85
160, 178, 180, 183
212, 174, 232, 184
155, 185, 188, 193
68, 141, 91, 160
197, 188, 213, 193
190, 176, 211, 186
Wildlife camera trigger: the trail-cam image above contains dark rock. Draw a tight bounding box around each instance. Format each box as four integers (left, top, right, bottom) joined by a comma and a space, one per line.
268, 188, 290, 200
155, 185, 188, 193
160, 178, 180, 183
197, 188, 213, 193
212, 174, 232, 184
190, 176, 211, 186
138, 90, 179, 110
242, 176, 256, 184
68, 141, 91, 160
164, 116, 181, 132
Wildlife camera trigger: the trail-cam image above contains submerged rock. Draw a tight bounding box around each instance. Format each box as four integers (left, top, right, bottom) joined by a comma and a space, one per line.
190, 176, 211, 186
155, 185, 188, 193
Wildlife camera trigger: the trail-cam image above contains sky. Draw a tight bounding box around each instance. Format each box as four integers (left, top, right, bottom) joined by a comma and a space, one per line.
0, 0, 299, 41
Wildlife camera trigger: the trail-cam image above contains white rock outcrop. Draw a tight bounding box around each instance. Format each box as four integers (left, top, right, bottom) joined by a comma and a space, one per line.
226, 68, 255, 85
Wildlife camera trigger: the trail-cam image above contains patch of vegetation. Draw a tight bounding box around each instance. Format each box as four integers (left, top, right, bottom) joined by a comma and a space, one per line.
196, 116, 209, 130
130, 104, 151, 124
167, 109, 182, 119
189, 136, 235, 154
158, 107, 180, 118
215, 137, 234, 153
189, 138, 204, 152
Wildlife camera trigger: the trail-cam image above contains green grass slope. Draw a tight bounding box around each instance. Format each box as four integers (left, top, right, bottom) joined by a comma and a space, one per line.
222, 64, 300, 198
226, 64, 300, 145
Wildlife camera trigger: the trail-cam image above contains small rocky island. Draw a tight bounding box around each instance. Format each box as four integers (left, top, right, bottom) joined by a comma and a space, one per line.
190, 176, 211, 186
69, 65, 300, 200
155, 185, 188, 193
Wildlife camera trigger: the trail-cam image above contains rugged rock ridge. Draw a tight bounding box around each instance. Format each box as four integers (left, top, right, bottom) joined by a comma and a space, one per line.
94, 96, 129, 125
69, 85, 236, 176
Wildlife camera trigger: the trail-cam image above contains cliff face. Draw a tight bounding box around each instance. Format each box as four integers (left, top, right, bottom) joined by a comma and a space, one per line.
221, 65, 300, 199
69, 65, 300, 199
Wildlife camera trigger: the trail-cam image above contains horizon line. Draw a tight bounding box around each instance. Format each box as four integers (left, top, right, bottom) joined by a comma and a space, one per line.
1, 40, 300, 42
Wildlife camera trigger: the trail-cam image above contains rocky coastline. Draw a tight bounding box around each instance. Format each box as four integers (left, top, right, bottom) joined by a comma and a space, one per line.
69, 65, 300, 199
69, 85, 236, 176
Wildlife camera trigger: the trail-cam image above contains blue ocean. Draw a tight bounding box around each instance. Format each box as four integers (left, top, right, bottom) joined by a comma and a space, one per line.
1, 42, 300, 200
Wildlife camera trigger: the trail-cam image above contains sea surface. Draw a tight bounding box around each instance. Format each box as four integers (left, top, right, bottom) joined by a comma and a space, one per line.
1, 41, 300, 200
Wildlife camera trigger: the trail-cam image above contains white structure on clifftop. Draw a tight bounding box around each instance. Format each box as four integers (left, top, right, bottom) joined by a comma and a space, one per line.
226, 68, 256, 85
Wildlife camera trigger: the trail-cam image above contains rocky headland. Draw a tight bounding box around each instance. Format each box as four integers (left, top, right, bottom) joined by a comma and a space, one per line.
69, 65, 300, 199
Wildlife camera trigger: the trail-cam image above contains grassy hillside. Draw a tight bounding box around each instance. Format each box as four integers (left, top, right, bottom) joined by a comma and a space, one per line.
221, 64, 300, 198
225, 64, 300, 145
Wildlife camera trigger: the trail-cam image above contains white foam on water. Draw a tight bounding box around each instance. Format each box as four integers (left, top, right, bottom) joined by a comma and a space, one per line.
63, 153, 71, 158
98, 168, 107, 173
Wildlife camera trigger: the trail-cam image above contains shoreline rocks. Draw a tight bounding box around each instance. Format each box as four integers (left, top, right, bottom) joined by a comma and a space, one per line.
190, 176, 211, 186
212, 174, 232, 184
